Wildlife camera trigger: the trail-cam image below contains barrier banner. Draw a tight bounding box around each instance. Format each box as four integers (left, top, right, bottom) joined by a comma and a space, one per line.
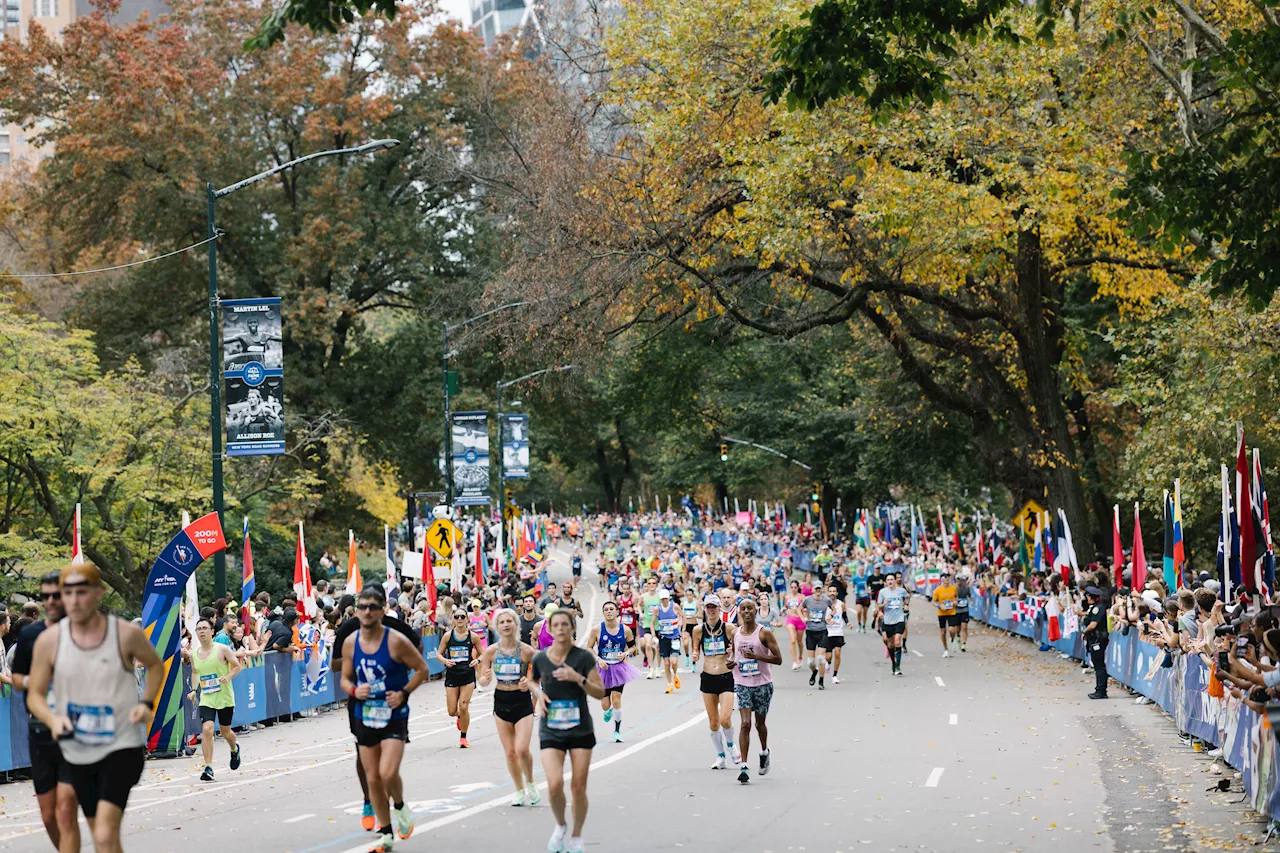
502, 414, 530, 478
223, 297, 285, 457
141, 513, 226, 754
451, 411, 491, 506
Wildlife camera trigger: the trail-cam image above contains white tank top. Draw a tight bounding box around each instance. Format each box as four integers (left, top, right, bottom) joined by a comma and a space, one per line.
53, 616, 145, 764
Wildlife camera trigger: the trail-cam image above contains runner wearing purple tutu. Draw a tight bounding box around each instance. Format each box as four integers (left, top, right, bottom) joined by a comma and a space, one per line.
584, 601, 638, 743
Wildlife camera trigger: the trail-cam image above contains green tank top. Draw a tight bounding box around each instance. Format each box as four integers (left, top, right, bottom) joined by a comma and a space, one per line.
193, 644, 235, 709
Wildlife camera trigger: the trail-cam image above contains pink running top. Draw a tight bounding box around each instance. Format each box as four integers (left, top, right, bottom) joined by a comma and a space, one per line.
538, 620, 555, 650
733, 623, 773, 687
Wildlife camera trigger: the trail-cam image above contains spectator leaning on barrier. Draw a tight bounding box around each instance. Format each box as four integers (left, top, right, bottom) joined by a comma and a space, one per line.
264, 609, 298, 654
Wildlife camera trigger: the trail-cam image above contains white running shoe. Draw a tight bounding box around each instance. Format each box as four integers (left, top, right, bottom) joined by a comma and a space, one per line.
512, 788, 526, 807
393, 804, 414, 840
525, 783, 541, 805
833, 675, 841, 684
791, 662, 800, 671
369, 832, 395, 853
942, 650, 950, 658
711, 754, 727, 770
548, 824, 568, 853
565, 836, 585, 853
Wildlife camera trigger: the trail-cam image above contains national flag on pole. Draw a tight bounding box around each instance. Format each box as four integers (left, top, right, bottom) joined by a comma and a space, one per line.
1040, 511, 1056, 568
1237, 426, 1259, 591
423, 543, 437, 621
384, 525, 398, 595
909, 506, 919, 554
1046, 593, 1062, 642
1032, 512, 1044, 571
1057, 508, 1078, 582
1112, 504, 1123, 589
181, 510, 198, 638
938, 506, 949, 554
474, 526, 485, 587
1162, 490, 1175, 593
345, 529, 362, 595
974, 511, 984, 563
1218, 464, 1235, 604
241, 517, 256, 633
1132, 502, 1147, 591
1051, 513, 1069, 584
1254, 449, 1274, 597
450, 520, 464, 592
71, 503, 84, 565
1018, 523, 1030, 569
294, 521, 315, 620
1173, 479, 1186, 589
951, 511, 964, 557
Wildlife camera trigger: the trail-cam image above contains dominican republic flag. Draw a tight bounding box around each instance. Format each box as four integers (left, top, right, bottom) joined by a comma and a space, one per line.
294, 521, 315, 620
1253, 449, 1274, 597
242, 517, 256, 633
1237, 427, 1260, 591
1131, 502, 1147, 591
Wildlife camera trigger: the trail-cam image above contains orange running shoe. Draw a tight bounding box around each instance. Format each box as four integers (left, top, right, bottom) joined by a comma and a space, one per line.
674, 674, 682, 690
360, 803, 375, 831
460, 736, 470, 748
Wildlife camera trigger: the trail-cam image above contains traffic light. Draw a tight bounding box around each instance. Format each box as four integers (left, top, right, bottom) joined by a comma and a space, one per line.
811, 484, 821, 502
720, 443, 728, 462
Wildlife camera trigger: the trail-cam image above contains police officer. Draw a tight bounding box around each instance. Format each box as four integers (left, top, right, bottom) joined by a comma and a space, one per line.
1083, 586, 1109, 699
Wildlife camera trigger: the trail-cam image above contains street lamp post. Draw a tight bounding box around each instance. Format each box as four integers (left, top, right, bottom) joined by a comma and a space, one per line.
206, 138, 399, 598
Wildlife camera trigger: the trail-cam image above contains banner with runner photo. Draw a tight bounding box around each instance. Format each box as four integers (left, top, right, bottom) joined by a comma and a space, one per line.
503, 413, 530, 478
222, 297, 285, 456
451, 411, 491, 505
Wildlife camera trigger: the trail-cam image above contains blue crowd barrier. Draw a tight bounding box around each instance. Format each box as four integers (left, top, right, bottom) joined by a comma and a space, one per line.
1, 635, 449, 772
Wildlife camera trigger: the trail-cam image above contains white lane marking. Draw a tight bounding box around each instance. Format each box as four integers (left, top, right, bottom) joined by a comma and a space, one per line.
910, 649, 924, 657
448, 782, 496, 794
935, 676, 946, 687
333, 800, 364, 809
926, 767, 945, 788
949, 713, 958, 726
332, 712, 707, 853
283, 814, 316, 824
0, 715, 494, 841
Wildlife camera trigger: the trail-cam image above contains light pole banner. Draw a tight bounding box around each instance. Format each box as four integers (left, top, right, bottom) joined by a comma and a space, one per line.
503, 414, 530, 479
451, 411, 491, 505
222, 298, 285, 456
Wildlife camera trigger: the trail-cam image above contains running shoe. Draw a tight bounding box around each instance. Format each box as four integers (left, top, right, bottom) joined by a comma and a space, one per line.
200, 766, 214, 782
961, 643, 967, 652
512, 788, 526, 807
894, 669, 904, 677
525, 783, 541, 805
229, 745, 241, 771
759, 751, 771, 775
832, 675, 841, 684
460, 736, 470, 748
942, 650, 950, 658
548, 824, 568, 853
809, 670, 817, 686
737, 764, 750, 784
603, 708, 613, 724
646, 669, 655, 680
818, 677, 825, 690
565, 836, 585, 853
711, 755, 727, 770
791, 661, 800, 671
613, 731, 623, 743
361, 802, 376, 831
664, 685, 673, 694
393, 804, 414, 839
674, 674, 682, 690
369, 831, 395, 853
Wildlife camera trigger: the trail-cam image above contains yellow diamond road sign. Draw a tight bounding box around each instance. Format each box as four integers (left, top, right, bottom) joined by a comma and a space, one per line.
1011, 500, 1046, 537
426, 519, 462, 559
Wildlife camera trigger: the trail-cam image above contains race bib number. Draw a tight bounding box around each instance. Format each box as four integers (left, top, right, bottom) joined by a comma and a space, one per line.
200, 673, 222, 695
547, 699, 581, 731
450, 645, 470, 662
703, 636, 726, 656
495, 657, 522, 683
885, 598, 903, 612
659, 618, 679, 635
67, 703, 115, 746
808, 609, 824, 622
738, 659, 760, 676
958, 598, 969, 609
361, 699, 391, 729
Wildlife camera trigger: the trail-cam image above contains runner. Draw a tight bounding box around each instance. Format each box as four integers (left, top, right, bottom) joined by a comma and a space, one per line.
341, 586, 430, 853
530, 610, 606, 853
436, 608, 482, 748
187, 617, 242, 781
691, 595, 739, 770
852, 567, 871, 633
477, 608, 540, 806
931, 572, 959, 658
10, 571, 80, 852
570, 548, 584, 585
680, 585, 700, 668
732, 597, 782, 784
823, 583, 846, 684
655, 589, 683, 693
518, 595, 540, 646
877, 572, 910, 676
639, 577, 662, 677
331, 592, 422, 832
25, 563, 164, 853
783, 581, 804, 669
897, 571, 912, 653
801, 585, 832, 689
615, 579, 639, 652
955, 574, 971, 652
584, 601, 638, 742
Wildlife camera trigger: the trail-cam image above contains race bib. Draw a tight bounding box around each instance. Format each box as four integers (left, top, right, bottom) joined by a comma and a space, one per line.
602, 647, 624, 663
67, 703, 115, 746
738, 659, 760, 676
361, 698, 391, 729
450, 645, 470, 662
200, 673, 222, 695
958, 598, 969, 609
495, 657, 522, 683
808, 609, 824, 622
703, 636, 726, 656
886, 598, 903, 611
659, 618, 679, 635
547, 699, 581, 730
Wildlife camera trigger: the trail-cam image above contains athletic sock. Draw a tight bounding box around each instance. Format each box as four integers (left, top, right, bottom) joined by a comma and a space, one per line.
460, 731, 467, 738
721, 725, 735, 753
710, 729, 725, 756
379, 825, 393, 836
394, 801, 404, 811
614, 710, 622, 732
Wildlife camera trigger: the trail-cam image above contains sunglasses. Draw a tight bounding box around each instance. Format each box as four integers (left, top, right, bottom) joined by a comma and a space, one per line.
39, 591, 61, 601
453, 614, 467, 620
355, 603, 383, 611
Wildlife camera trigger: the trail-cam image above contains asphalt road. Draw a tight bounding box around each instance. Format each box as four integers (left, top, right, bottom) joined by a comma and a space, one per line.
0, 550, 1269, 852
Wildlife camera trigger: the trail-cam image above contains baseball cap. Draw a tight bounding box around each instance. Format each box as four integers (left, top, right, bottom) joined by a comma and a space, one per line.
659, 589, 671, 599
703, 595, 720, 607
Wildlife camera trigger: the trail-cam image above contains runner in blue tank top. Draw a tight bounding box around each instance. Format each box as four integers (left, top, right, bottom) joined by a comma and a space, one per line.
656, 589, 683, 693
585, 602, 638, 742
340, 586, 430, 853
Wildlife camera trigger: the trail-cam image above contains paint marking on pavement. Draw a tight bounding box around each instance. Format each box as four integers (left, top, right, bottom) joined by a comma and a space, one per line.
925, 767, 945, 788
331, 712, 707, 853
911, 649, 924, 657
333, 801, 364, 809
284, 814, 316, 824
949, 713, 958, 726
935, 676, 946, 687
